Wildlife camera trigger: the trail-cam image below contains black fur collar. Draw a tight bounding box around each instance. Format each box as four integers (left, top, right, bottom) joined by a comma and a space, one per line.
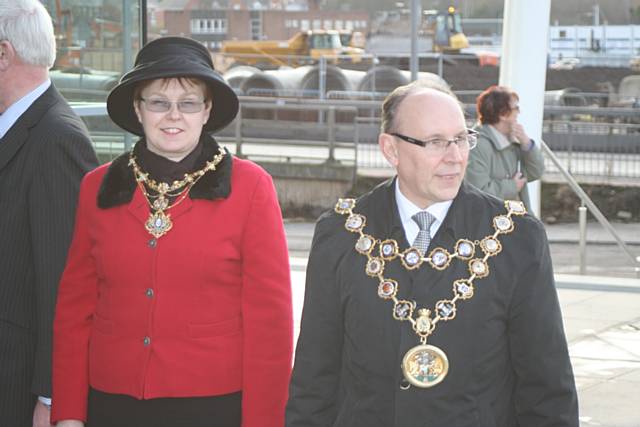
97, 133, 232, 209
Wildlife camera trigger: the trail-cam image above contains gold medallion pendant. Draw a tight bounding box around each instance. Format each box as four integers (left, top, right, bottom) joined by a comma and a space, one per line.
145, 210, 173, 238
401, 344, 449, 388
129, 147, 226, 239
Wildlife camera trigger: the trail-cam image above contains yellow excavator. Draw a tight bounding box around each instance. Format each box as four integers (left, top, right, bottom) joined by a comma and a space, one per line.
367, 6, 469, 56
424, 6, 469, 52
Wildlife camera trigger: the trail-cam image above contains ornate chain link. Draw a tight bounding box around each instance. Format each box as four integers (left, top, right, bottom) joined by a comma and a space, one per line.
335, 198, 527, 344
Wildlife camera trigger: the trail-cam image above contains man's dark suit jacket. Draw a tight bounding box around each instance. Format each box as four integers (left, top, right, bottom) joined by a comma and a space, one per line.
0, 85, 98, 426
286, 179, 578, 427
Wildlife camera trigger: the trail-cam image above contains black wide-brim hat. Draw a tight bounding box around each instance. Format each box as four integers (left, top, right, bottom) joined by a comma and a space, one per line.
107, 36, 238, 136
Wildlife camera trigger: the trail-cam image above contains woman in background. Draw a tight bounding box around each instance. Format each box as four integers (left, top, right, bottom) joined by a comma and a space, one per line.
465, 85, 545, 211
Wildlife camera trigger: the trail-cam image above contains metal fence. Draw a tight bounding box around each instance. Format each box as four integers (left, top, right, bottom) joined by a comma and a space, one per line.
73, 99, 640, 186
354, 116, 640, 185
542, 121, 640, 186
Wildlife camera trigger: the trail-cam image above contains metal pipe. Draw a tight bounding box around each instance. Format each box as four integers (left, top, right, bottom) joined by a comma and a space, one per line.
578, 205, 587, 275
140, 0, 148, 46
353, 116, 360, 184
235, 106, 243, 157
318, 57, 326, 99
319, 56, 326, 122
410, 0, 420, 81
327, 106, 336, 162
123, 0, 133, 151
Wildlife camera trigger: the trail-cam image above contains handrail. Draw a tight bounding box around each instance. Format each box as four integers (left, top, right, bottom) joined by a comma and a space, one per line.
540, 140, 640, 276
69, 99, 639, 119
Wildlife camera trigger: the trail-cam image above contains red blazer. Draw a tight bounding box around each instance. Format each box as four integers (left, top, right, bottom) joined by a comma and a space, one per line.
52, 139, 293, 426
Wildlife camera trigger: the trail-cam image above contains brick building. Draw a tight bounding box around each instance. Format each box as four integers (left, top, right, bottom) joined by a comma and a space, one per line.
150, 0, 369, 49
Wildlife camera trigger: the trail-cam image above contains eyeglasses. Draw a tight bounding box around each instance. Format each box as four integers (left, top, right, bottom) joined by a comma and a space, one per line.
139, 97, 207, 114
390, 129, 478, 153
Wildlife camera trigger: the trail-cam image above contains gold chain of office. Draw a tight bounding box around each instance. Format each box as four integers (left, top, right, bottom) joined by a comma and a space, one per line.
334, 197, 527, 389
128, 147, 226, 238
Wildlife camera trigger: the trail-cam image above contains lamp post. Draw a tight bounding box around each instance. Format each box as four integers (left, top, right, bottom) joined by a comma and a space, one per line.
410, 0, 421, 81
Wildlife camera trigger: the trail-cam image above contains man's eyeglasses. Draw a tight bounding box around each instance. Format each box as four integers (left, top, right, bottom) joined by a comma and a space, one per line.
390, 129, 479, 153
139, 97, 207, 114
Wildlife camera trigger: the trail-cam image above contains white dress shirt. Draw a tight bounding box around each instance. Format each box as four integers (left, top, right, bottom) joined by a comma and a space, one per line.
0, 79, 51, 140
394, 179, 453, 246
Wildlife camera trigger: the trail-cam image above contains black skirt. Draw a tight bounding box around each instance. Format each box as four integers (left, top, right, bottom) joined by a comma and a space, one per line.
86, 388, 241, 427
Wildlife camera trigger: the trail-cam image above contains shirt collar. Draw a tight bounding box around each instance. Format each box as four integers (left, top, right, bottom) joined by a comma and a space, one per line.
394, 178, 453, 241
0, 79, 51, 139
488, 124, 512, 150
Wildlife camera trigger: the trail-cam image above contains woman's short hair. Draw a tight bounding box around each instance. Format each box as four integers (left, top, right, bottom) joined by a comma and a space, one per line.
133, 77, 213, 103
476, 85, 518, 125
0, 0, 56, 68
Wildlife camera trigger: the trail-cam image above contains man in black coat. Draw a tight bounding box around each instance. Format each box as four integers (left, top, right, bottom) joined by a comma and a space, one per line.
286, 82, 578, 426
0, 1, 98, 426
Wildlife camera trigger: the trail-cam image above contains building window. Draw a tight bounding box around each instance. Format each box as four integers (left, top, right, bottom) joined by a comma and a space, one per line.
251, 18, 262, 40
323, 19, 332, 30
313, 19, 321, 30
335, 20, 343, 30
301, 19, 309, 31
288, 19, 299, 28
190, 18, 227, 35
345, 20, 353, 31
559, 30, 567, 38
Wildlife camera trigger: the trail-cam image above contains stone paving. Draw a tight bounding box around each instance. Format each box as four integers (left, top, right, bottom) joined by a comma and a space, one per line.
559, 289, 640, 426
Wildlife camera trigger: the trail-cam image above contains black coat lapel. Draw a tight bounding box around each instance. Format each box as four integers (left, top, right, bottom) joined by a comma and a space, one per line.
358, 177, 418, 296
0, 86, 58, 172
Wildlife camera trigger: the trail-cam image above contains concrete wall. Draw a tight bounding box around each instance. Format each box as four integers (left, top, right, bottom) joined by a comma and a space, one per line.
260, 161, 354, 211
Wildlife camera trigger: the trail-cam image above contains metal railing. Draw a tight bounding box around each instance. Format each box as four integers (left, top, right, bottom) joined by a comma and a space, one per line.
541, 140, 640, 277
542, 121, 640, 186
231, 99, 357, 166
72, 99, 640, 185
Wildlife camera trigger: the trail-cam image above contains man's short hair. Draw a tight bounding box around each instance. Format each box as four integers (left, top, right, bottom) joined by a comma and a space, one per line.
476, 85, 519, 125
380, 79, 460, 134
0, 0, 56, 68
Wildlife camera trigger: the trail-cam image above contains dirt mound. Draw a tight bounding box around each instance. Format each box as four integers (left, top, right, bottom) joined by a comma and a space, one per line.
414, 59, 639, 93
542, 183, 640, 223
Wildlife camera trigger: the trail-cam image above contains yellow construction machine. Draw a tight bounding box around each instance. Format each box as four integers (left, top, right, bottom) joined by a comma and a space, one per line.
221, 30, 366, 69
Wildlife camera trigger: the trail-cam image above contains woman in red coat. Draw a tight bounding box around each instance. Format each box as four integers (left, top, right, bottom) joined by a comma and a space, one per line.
52, 37, 293, 427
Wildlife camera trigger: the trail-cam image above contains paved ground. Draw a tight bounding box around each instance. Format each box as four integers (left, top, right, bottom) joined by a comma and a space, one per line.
285, 220, 640, 426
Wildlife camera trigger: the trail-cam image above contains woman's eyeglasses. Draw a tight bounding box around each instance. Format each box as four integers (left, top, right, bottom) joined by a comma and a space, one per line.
390, 129, 479, 154
139, 97, 206, 114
